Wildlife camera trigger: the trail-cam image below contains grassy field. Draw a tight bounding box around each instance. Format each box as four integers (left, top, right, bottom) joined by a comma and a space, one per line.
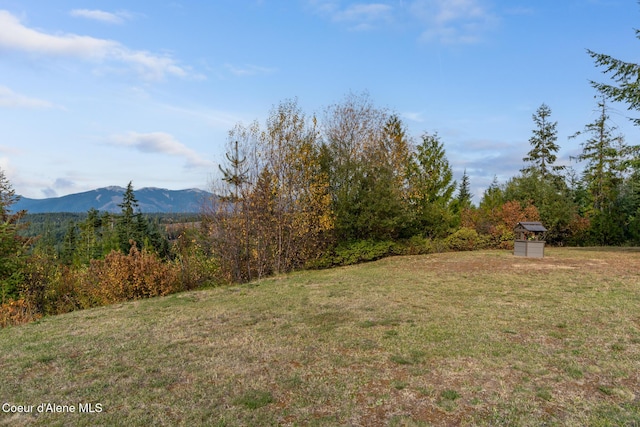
1, 248, 639, 426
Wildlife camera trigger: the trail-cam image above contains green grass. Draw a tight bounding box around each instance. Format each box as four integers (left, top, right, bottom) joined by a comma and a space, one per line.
1, 248, 640, 426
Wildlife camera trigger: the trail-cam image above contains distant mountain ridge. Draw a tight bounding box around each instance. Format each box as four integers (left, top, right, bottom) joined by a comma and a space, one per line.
14, 186, 213, 214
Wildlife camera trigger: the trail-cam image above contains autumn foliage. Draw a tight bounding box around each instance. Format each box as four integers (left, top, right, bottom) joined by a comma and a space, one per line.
0, 236, 215, 327
473, 200, 541, 249
0, 298, 41, 328
83, 246, 179, 304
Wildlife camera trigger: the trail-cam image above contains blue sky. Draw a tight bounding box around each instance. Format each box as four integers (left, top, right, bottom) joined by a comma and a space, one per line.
1, 0, 639, 203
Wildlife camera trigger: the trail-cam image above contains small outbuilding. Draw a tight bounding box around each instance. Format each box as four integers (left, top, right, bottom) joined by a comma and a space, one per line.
513, 222, 547, 258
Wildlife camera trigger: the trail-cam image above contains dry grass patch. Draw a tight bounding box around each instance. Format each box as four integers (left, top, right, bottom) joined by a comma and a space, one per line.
0, 248, 639, 426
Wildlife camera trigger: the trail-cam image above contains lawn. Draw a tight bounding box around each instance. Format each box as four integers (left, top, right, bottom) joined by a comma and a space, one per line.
1, 248, 639, 426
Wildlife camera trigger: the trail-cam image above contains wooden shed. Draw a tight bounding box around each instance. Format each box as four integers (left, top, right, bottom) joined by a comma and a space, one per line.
513, 222, 547, 258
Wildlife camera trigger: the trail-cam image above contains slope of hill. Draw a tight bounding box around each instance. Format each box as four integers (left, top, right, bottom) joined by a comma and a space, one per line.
0, 249, 638, 426
14, 187, 213, 213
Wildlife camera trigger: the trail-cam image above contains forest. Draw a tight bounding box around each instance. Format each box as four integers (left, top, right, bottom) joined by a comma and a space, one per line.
1, 39, 640, 327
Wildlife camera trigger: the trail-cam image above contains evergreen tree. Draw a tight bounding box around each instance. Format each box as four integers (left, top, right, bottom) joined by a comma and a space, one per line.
74, 208, 102, 264
522, 103, 564, 180
32, 218, 57, 258
477, 176, 505, 234
322, 91, 388, 240
621, 167, 640, 243
100, 212, 120, 255
515, 104, 577, 243
588, 28, 640, 126
142, 216, 171, 258
407, 132, 456, 237
457, 170, 473, 208
0, 168, 28, 303
479, 176, 504, 214
219, 140, 248, 202
570, 98, 626, 244
355, 114, 413, 239
59, 221, 77, 265
117, 182, 142, 253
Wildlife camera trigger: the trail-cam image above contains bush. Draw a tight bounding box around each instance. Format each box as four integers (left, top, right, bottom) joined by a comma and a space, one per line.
444, 227, 490, 251
308, 240, 398, 268
404, 236, 437, 255
490, 224, 515, 249
172, 229, 219, 289
0, 298, 41, 328
81, 246, 180, 305
2, 241, 220, 328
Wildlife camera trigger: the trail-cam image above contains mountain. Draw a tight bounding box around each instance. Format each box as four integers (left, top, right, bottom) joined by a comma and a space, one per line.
14, 187, 214, 214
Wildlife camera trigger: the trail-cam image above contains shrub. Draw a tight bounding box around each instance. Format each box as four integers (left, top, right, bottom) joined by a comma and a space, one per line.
172, 229, 219, 289
490, 224, 515, 249
3, 240, 219, 328
308, 240, 397, 268
334, 240, 396, 265
404, 236, 436, 255
0, 298, 41, 328
19, 252, 82, 316
81, 246, 180, 305
445, 227, 490, 251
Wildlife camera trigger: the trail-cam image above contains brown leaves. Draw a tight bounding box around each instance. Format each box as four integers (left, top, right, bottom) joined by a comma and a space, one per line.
85, 246, 180, 304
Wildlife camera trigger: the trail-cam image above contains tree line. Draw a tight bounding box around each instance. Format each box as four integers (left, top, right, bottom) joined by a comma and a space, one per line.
2, 20, 640, 324
0, 179, 214, 326
204, 91, 640, 282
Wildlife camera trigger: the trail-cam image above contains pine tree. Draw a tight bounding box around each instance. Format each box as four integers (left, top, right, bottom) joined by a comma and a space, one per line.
100, 212, 120, 255
408, 132, 456, 237
621, 168, 640, 243
457, 170, 473, 208
219, 140, 248, 202
571, 98, 627, 244
588, 29, 640, 125
356, 114, 413, 239
522, 104, 564, 179
74, 208, 102, 264
59, 221, 77, 265
479, 176, 504, 218
571, 98, 625, 213
117, 182, 142, 253
322, 91, 388, 240
0, 168, 28, 302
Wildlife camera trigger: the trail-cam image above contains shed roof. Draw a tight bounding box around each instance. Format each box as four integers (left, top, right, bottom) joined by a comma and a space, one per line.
514, 222, 547, 232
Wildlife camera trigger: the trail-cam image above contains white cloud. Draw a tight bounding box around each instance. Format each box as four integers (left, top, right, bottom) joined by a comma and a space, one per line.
0, 85, 57, 109
69, 9, 131, 25
0, 157, 19, 183
333, 3, 393, 30
402, 111, 425, 123
309, 1, 394, 31
308, 0, 497, 42
110, 131, 213, 168
0, 10, 191, 81
160, 104, 245, 130
0, 145, 21, 155
410, 0, 498, 44
224, 63, 276, 76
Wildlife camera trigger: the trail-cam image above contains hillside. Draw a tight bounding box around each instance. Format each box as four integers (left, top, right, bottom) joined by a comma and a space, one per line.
14, 187, 213, 214
0, 249, 639, 426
